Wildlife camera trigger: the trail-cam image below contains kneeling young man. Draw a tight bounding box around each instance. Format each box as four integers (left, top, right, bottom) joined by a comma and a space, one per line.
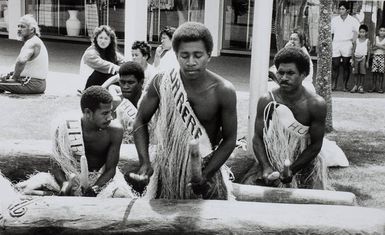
113, 62, 144, 144
16, 87, 136, 197
51, 86, 136, 197
253, 47, 328, 189
133, 22, 237, 200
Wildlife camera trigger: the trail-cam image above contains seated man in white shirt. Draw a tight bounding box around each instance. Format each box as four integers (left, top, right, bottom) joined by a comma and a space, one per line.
0, 14, 48, 94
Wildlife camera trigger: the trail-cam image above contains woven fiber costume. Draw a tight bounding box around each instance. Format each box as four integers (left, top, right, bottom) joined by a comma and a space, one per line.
263, 92, 328, 189
115, 98, 137, 144
50, 118, 135, 198
144, 69, 234, 200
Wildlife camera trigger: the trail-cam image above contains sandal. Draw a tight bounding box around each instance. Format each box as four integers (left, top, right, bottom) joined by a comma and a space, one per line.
350, 85, 358, 93
358, 86, 364, 93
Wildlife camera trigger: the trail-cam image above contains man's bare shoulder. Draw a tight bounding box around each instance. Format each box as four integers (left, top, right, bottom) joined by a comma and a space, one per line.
304, 91, 326, 116
107, 120, 124, 141
207, 70, 236, 95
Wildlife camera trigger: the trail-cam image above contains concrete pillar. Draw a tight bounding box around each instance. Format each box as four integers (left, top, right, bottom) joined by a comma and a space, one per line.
8, 0, 23, 40
204, 0, 222, 57
247, 0, 274, 151
124, 0, 148, 59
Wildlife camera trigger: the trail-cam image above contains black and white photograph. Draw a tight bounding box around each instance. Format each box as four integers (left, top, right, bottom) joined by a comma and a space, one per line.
0, 0, 385, 234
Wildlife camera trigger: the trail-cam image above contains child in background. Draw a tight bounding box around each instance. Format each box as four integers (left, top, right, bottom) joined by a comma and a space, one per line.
351, 24, 370, 93
371, 25, 385, 93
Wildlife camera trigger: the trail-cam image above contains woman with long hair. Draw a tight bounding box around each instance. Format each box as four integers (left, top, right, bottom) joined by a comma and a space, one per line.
80, 25, 125, 89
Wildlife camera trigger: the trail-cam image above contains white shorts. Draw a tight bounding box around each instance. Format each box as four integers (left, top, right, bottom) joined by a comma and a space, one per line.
332, 41, 353, 58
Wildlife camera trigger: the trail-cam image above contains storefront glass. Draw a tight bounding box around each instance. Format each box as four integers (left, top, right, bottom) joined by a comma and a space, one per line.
0, 0, 8, 34
273, 0, 385, 56
24, 0, 124, 41
147, 0, 205, 43
222, 0, 254, 51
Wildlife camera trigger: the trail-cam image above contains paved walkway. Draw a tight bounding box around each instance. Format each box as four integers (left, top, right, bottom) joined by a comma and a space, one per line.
1, 36, 384, 98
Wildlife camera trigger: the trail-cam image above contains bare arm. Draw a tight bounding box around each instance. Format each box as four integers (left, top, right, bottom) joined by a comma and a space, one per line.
153, 45, 163, 68
290, 97, 326, 175
366, 39, 371, 67
252, 94, 275, 182
13, 40, 39, 81
93, 123, 123, 188
202, 83, 237, 179
133, 74, 161, 176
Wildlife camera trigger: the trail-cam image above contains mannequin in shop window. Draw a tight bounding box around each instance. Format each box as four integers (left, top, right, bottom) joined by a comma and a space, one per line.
79, 25, 125, 90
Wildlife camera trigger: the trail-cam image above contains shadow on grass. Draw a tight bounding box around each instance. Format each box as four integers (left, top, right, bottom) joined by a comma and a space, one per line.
329, 130, 385, 166
332, 183, 372, 205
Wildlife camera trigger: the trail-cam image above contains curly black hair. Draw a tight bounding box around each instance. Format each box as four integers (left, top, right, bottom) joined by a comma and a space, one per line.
131, 41, 152, 61
80, 86, 113, 112
274, 47, 310, 76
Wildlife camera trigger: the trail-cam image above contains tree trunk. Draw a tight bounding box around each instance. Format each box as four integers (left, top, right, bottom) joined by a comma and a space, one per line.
275, 0, 285, 50
1, 197, 385, 234
316, 0, 333, 132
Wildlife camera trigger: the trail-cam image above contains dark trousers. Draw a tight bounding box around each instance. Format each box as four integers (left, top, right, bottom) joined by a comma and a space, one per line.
84, 71, 114, 89
332, 56, 351, 90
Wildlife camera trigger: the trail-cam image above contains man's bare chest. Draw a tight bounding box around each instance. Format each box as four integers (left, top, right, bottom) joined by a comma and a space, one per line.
83, 132, 110, 155
186, 92, 219, 123
286, 103, 311, 126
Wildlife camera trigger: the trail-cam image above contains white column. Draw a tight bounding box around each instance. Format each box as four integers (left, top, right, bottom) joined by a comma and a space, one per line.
204, 0, 221, 57
247, 0, 273, 151
8, 0, 23, 40
124, 0, 148, 59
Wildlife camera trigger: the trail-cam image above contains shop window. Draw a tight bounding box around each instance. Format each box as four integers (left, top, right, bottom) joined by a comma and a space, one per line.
273, 0, 385, 57
24, 0, 124, 41
0, 0, 8, 34
222, 0, 254, 51
147, 0, 205, 43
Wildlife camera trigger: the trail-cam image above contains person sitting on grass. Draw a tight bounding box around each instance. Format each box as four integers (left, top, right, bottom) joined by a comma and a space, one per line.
80, 25, 126, 90
16, 86, 136, 198
0, 14, 48, 94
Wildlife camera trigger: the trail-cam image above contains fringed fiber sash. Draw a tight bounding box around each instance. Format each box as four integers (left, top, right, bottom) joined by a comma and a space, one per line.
263, 99, 327, 189
52, 119, 85, 177
116, 98, 137, 144
145, 69, 233, 200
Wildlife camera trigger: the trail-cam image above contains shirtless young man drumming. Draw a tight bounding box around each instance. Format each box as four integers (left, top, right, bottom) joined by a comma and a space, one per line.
51, 86, 133, 197
133, 22, 237, 199
253, 47, 328, 189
